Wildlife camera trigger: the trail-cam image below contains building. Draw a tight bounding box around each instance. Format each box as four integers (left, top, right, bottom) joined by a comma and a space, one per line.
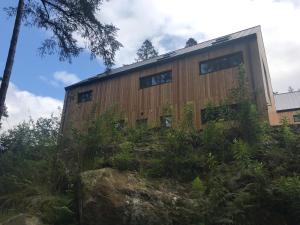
61, 26, 280, 133
274, 91, 300, 125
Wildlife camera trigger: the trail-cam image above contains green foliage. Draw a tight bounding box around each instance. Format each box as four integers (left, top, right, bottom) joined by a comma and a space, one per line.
112, 141, 139, 171
5, 0, 122, 68
270, 176, 300, 224
0, 116, 77, 224
279, 118, 297, 148
0, 116, 61, 195
136, 39, 158, 61
1, 90, 300, 225
230, 65, 262, 144
65, 105, 126, 171
39, 195, 75, 225
185, 38, 198, 48
180, 102, 196, 133
192, 176, 205, 194
202, 121, 231, 161
232, 139, 251, 169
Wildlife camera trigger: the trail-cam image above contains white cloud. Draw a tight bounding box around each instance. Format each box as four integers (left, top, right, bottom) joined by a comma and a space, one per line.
53, 71, 80, 86
1, 83, 63, 131
97, 0, 300, 92
40, 71, 81, 87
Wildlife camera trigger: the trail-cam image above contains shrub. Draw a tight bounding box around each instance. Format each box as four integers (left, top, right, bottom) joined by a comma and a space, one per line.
192, 176, 205, 194
112, 141, 139, 171
279, 118, 297, 149
202, 121, 231, 161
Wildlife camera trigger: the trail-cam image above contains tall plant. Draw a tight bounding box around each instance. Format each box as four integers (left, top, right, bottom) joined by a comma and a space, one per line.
0, 0, 122, 123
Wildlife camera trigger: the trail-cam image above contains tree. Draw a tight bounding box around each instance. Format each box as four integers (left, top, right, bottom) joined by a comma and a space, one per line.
136, 39, 158, 61
185, 38, 197, 48
0, 0, 122, 123
288, 86, 294, 93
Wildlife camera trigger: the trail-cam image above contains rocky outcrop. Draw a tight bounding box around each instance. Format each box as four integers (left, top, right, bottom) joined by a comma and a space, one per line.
79, 168, 197, 225
0, 214, 43, 225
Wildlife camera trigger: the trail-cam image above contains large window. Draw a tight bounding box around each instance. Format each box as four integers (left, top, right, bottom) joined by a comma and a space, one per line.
78, 90, 93, 103
140, 71, 172, 89
293, 114, 300, 123
199, 52, 243, 75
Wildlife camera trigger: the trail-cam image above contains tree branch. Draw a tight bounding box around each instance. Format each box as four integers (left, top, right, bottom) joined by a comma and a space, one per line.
40, 0, 50, 18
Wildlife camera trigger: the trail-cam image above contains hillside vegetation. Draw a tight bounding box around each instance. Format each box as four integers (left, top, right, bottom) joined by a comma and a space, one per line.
0, 67, 300, 225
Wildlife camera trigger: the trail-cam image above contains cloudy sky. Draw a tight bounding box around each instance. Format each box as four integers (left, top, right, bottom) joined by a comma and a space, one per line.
0, 0, 300, 129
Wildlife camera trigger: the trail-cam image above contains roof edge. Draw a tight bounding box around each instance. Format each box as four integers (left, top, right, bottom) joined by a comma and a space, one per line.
65, 26, 261, 91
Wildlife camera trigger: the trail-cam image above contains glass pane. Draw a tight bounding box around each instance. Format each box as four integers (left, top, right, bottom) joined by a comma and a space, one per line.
200, 52, 243, 75
161, 116, 172, 128
294, 115, 300, 122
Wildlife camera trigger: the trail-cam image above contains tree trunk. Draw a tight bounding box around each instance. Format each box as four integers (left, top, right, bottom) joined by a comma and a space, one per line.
0, 0, 24, 124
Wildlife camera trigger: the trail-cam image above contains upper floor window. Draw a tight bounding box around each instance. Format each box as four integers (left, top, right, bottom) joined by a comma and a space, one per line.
199, 52, 243, 75
293, 114, 300, 123
140, 71, 172, 89
78, 90, 93, 103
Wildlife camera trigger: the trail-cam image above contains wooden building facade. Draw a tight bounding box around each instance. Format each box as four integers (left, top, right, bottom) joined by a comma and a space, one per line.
61, 26, 279, 133
274, 91, 300, 125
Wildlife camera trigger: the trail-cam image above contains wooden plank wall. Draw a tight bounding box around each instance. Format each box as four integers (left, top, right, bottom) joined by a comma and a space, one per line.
276, 110, 300, 125
62, 37, 271, 133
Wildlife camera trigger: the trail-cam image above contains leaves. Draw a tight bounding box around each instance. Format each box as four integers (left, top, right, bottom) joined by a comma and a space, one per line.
5, 0, 122, 68
136, 39, 158, 61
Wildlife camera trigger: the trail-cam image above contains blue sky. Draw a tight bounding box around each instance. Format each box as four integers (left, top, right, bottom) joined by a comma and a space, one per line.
0, 0, 105, 100
1, 0, 300, 130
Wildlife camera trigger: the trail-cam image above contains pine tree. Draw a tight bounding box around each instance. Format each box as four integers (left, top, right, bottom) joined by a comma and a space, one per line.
288, 86, 294, 93
136, 40, 158, 61
0, 0, 122, 123
185, 38, 197, 48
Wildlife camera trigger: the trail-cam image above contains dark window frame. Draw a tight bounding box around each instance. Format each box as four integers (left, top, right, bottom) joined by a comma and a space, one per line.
77, 90, 93, 103
293, 114, 300, 123
140, 70, 172, 89
199, 52, 244, 75
160, 115, 172, 128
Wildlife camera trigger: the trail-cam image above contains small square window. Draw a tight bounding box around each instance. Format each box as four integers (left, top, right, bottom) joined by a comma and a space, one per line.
115, 120, 125, 130
78, 90, 92, 103
161, 116, 172, 128
293, 114, 300, 123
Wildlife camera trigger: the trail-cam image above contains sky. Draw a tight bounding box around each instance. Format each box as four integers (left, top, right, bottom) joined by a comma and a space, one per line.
1, 0, 300, 130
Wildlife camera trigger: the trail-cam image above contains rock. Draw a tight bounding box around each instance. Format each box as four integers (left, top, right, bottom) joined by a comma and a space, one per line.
0, 214, 43, 225
79, 168, 197, 225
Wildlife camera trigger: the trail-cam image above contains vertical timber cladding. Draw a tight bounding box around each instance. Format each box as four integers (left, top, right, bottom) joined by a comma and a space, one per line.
62, 37, 267, 132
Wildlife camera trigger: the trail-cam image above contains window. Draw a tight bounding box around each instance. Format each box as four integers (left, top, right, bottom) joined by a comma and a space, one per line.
136, 118, 148, 127
161, 115, 172, 128
115, 120, 125, 130
78, 90, 92, 103
140, 71, 172, 89
293, 114, 300, 123
199, 52, 243, 75
201, 104, 238, 124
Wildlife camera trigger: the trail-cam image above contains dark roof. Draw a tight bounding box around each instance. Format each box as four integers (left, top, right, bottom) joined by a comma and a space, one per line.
65, 25, 261, 91
274, 91, 300, 112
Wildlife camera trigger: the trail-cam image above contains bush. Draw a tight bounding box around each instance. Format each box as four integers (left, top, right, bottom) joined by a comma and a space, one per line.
192, 176, 205, 195
112, 141, 139, 171
39, 196, 75, 225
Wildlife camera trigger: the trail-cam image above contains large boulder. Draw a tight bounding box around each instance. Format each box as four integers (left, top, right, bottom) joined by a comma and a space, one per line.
79, 168, 196, 225
0, 214, 43, 225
